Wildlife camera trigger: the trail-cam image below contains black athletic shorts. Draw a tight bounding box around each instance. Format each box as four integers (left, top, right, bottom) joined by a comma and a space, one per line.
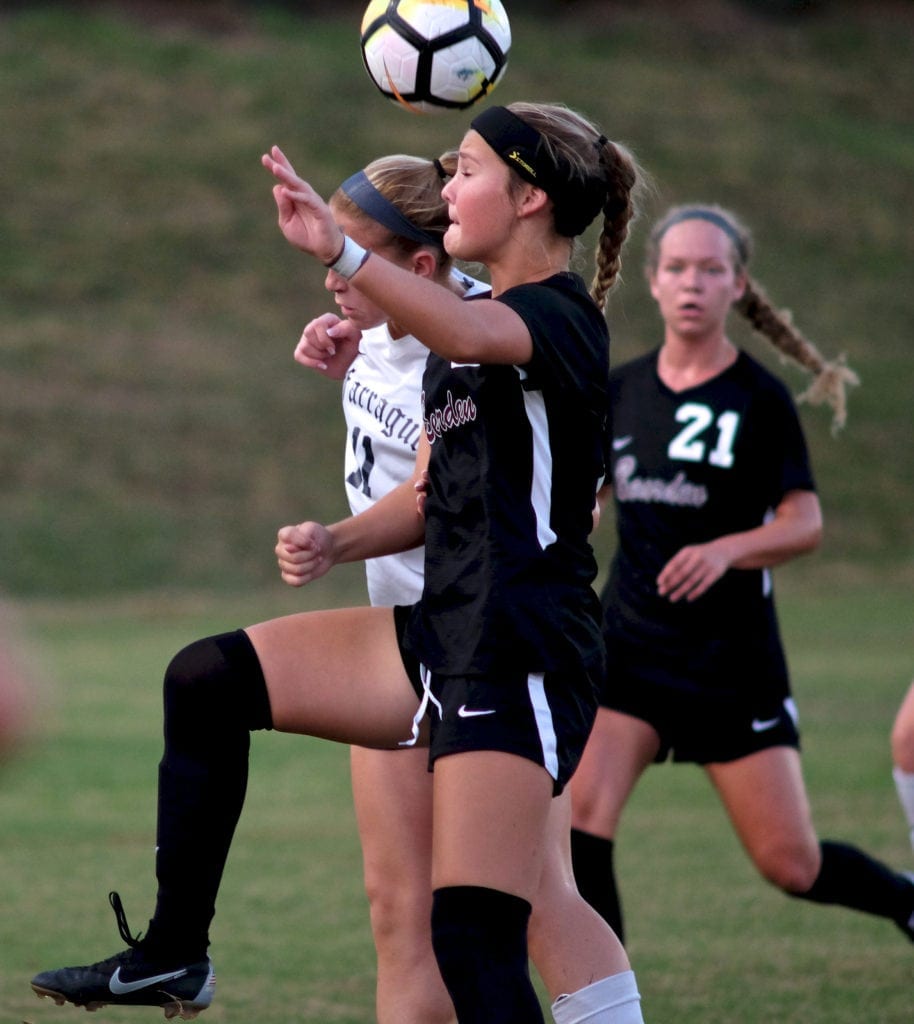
394, 604, 600, 794
606, 671, 801, 764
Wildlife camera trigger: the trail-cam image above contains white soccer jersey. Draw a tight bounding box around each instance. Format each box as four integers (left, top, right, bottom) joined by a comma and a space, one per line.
342, 323, 427, 606
342, 273, 489, 607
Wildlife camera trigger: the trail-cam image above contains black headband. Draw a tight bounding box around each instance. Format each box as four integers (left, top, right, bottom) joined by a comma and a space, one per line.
659, 208, 749, 263
340, 170, 443, 248
470, 105, 609, 237
470, 105, 553, 189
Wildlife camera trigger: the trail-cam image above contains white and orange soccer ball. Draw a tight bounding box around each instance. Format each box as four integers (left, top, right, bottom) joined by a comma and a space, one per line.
360, 0, 511, 114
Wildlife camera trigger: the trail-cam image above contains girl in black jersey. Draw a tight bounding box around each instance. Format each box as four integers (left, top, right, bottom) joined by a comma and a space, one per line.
294, 150, 479, 1024
32, 105, 647, 1024
568, 204, 914, 954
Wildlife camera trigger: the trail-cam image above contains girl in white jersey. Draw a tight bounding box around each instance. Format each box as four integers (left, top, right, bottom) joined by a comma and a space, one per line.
293, 152, 485, 1024
31, 104, 647, 1024
568, 204, 914, 961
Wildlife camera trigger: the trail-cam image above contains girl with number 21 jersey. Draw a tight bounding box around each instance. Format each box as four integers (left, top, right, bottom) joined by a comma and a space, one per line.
569, 204, 914, 959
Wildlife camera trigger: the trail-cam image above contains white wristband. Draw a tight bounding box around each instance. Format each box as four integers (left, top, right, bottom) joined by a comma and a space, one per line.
325, 235, 371, 279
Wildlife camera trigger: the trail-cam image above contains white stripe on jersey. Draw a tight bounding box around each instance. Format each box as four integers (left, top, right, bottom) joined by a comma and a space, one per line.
516, 367, 557, 550
527, 672, 559, 780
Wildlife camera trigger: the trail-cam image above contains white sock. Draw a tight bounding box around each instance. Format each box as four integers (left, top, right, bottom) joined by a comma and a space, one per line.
551, 970, 643, 1024
893, 766, 914, 850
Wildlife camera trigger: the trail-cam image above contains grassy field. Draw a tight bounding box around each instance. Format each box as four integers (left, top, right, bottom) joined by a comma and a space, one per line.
2, 577, 912, 1024
2, 2, 913, 1022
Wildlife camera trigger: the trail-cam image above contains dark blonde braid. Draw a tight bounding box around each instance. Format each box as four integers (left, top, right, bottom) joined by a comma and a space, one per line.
735, 277, 859, 434
503, 102, 645, 313
590, 140, 641, 312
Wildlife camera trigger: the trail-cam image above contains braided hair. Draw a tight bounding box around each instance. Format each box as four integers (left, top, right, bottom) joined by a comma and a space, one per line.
493, 102, 645, 313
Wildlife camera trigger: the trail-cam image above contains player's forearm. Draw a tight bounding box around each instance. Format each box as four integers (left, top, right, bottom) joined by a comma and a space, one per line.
722, 491, 823, 570
346, 255, 530, 365
327, 477, 426, 564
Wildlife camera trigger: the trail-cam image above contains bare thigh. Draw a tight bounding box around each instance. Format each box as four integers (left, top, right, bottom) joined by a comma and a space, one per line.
707, 746, 821, 888
350, 744, 435, 894
431, 750, 554, 901
570, 707, 660, 838
246, 606, 420, 748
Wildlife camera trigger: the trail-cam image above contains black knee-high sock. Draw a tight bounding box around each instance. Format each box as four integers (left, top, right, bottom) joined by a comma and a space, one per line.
793, 840, 914, 929
570, 828, 625, 945
143, 630, 272, 961
431, 885, 544, 1024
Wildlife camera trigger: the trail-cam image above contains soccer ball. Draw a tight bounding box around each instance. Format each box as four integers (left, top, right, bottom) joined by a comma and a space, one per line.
360, 0, 511, 114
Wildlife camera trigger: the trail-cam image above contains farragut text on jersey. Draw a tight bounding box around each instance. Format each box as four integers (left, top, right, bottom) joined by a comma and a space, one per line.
345, 372, 423, 450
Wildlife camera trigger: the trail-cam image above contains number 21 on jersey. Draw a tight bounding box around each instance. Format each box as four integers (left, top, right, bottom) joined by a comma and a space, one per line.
668, 402, 740, 469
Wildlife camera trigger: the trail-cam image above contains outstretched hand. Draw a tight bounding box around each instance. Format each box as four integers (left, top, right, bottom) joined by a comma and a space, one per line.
262, 145, 344, 263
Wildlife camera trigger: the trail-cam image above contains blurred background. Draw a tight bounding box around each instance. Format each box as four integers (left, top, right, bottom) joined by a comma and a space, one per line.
1, 0, 912, 598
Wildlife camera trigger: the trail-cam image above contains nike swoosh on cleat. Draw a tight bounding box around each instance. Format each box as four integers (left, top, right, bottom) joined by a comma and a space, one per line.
457, 704, 496, 718
109, 967, 189, 995
751, 716, 780, 733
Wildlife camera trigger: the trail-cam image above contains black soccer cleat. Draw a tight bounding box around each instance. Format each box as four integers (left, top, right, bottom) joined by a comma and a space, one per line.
31, 892, 215, 1020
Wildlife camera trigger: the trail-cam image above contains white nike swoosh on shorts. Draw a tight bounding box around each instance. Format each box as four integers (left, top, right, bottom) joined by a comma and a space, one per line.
457, 704, 496, 718
751, 716, 781, 733
109, 967, 189, 995
612, 435, 633, 451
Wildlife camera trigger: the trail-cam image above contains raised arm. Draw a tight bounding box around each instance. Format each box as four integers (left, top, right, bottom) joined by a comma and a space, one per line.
262, 145, 531, 366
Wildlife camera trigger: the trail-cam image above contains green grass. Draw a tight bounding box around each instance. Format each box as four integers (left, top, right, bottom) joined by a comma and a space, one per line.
2, 576, 912, 1024
1, 2, 913, 597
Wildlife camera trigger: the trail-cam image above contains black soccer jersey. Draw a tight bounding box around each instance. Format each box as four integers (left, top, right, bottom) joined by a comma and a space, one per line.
601, 348, 815, 696
402, 272, 609, 675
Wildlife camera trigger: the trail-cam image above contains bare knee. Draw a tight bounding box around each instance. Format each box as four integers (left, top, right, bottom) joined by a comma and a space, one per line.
364, 875, 456, 1024
752, 839, 821, 894
569, 753, 626, 837
363, 871, 432, 953
570, 785, 612, 836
